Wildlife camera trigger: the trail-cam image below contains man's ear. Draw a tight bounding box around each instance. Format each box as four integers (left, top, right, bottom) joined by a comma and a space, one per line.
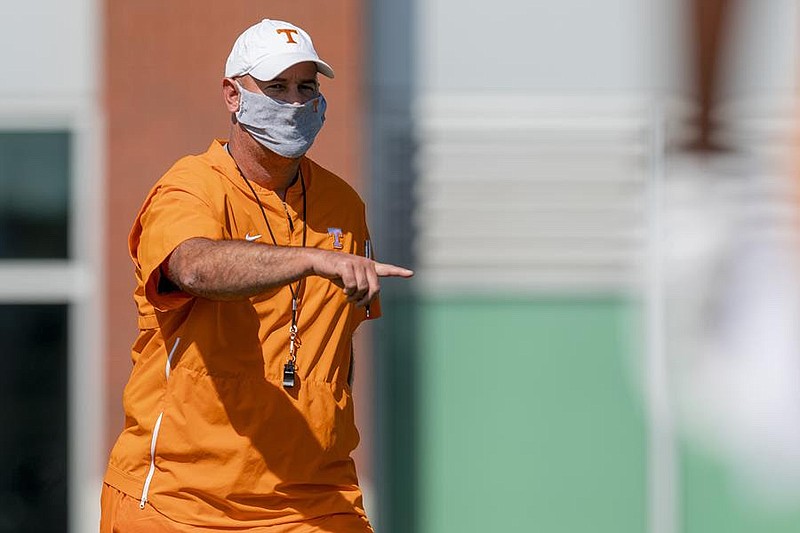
222, 78, 240, 113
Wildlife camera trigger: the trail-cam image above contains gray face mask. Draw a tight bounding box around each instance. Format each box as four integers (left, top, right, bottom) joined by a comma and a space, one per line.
235, 82, 326, 158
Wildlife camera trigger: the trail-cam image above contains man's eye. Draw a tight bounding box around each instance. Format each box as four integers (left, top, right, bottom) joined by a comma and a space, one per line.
301, 85, 318, 93
264, 84, 284, 91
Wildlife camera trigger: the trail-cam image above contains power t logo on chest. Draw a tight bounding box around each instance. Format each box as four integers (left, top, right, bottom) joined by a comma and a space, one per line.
327, 228, 344, 249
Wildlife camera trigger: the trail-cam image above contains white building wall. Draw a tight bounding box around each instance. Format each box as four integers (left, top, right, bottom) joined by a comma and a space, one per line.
0, 0, 97, 98
411, 0, 799, 294
0, 1, 104, 532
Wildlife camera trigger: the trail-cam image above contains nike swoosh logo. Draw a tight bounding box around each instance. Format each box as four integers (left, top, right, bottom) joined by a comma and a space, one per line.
245, 233, 262, 242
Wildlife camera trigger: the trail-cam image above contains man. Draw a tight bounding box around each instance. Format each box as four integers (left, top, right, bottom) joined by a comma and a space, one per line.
100, 19, 413, 532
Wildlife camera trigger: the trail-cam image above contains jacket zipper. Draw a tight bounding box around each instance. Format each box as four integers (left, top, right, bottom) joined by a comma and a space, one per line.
282, 200, 295, 237
139, 336, 181, 509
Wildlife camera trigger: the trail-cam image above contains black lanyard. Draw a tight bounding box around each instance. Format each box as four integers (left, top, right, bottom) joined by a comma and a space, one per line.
227, 143, 307, 388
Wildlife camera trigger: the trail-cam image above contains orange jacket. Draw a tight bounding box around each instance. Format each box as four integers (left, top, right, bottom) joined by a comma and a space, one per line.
104, 140, 379, 529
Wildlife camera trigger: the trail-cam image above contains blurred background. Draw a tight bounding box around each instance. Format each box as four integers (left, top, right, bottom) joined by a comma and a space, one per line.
1, 0, 799, 532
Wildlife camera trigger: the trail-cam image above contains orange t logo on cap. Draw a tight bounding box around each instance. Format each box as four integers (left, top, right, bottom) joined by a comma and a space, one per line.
276, 29, 299, 44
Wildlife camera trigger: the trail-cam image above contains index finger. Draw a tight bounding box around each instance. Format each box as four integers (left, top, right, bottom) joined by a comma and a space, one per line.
374, 262, 414, 278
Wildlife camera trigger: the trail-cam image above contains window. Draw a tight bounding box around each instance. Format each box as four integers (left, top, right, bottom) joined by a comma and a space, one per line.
0, 304, 68, 532
0, 132, 70, 259
0, 123, 102, 533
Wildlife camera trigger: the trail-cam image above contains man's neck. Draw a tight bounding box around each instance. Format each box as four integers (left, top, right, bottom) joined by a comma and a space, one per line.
228, 133, 300, 201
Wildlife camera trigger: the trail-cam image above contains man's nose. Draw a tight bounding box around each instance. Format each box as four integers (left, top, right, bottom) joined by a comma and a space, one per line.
286, 85, 306, 105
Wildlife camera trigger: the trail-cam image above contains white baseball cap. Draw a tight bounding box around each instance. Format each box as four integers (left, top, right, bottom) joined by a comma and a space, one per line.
225, 19, 335, 81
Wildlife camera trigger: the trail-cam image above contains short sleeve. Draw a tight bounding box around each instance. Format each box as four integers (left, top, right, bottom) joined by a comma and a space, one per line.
131, 180, 225, 311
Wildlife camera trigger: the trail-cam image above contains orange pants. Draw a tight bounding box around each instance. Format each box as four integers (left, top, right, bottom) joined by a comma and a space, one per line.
99, 484, 374, 533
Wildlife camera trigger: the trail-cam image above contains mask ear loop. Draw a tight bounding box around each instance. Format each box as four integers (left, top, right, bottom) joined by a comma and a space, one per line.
232, 80, 245, 117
